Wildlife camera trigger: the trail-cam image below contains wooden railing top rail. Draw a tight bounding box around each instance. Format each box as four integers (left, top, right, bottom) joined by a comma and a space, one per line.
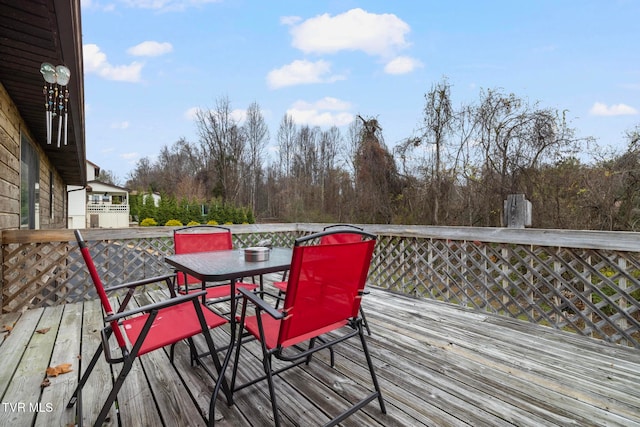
297, 223, 640, 252
3, 224, 640, 252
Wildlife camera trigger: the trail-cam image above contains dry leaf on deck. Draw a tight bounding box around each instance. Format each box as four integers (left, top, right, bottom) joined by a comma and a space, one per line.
2, 325, 13, 333
46, 363, 73, 377
36, 327, 51, 334
41, 378, 51, 388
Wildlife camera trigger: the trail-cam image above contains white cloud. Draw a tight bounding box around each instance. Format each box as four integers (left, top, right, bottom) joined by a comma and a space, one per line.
292, 97, 351, 111
289, 8, 410, 57
121, 152, 139, 160
184, 107, 200, 121
111, 121, 130, 129
83, 44, 143, 82
127, 41, 173, 57
231, 109, 246, 123
287, 97, 354, 127
589, 102, 638, 116
384, 56, 423, 75
267, 59, 345, 89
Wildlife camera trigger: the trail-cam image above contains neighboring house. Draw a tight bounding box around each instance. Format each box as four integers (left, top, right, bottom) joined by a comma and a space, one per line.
68, 160, 130, 229
0, 1, 85, 231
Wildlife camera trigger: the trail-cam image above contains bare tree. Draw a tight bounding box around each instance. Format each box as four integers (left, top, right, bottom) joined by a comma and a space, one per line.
277, 114, 296, 178
243, 102, 269, 211
318, 126, 341, 212
470, 88, 581, 225
96, 169, 119, 186
397, 78, 455, 224
196, 96, 247, 203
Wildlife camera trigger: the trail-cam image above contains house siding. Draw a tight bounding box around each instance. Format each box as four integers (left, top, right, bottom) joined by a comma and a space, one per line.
0, 83, 67, 230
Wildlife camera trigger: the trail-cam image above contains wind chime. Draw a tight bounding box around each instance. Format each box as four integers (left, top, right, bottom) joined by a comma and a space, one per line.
40, 62, 71, 148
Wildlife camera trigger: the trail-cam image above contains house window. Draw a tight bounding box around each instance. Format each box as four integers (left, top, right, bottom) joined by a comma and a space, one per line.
20, 134, 40, 229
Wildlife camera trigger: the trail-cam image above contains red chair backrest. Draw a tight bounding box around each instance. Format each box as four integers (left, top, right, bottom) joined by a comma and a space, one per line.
173, 226, 233, 286
74, 230, 127, 349
319, 232, 363, 245
278, 234, 375, 348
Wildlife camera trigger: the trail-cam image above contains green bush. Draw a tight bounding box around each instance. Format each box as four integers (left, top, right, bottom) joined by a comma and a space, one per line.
140, 218, 158, 227
165, 219, 183, 226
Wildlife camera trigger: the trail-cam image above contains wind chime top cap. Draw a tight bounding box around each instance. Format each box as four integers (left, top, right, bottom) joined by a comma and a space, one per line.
40, 62, 57, 84
40, 63, 71, 85
55, 65, 71, 85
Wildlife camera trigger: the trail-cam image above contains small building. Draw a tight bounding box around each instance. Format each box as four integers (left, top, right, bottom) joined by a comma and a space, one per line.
68, 160, 130, 229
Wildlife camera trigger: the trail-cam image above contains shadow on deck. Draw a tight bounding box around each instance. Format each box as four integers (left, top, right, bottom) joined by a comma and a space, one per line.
1, 280, 639, 427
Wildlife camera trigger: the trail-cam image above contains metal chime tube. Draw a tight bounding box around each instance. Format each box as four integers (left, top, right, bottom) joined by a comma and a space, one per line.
64, 89, 69, 145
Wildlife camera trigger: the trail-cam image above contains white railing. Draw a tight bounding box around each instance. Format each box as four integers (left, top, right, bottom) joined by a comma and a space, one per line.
86, 203, 130, 213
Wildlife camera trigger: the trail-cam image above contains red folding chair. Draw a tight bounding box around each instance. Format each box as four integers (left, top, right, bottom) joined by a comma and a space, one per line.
67, 230, 232, 426
174, 225, 258, 301
231, 229, 386, 426
273, 224, 373, 335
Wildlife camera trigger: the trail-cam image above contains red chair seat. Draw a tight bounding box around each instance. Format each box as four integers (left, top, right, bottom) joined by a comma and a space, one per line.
273, 281, 287, 292
243, 312, 348, 350
123, 303, 227, 356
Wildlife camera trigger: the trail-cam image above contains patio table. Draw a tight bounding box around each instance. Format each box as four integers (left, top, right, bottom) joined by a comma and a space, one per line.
164, 247, 293, 353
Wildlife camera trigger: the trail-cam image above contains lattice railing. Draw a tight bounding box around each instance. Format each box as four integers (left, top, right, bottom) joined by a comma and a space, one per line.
366, 228, 640, 348
2, 224, 639, 347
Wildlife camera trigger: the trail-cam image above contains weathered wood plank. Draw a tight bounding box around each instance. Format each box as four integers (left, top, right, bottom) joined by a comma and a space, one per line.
76, 299, 117, 426
34, 302, 83, 427
0, 311, 22, 344
0, 308, 43, 408
0, 305, 62, 426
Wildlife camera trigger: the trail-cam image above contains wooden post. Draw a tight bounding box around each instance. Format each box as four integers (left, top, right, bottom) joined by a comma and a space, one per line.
504, 194, 532, 228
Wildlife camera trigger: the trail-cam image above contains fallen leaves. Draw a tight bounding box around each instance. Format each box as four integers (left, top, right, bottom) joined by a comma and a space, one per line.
42, 362, 73, 388
46, 363, 73, 377
36, 327, 51, 334
2, 325, 13, 334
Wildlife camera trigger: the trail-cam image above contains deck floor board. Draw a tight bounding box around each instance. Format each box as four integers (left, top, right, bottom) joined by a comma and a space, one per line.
1, 283, 639, 427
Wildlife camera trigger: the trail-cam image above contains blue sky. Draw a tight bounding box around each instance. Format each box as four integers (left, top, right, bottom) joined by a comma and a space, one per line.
80, 0, 640, 183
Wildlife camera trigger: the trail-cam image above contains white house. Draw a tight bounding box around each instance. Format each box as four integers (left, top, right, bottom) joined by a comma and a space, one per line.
67, 160, 130, 228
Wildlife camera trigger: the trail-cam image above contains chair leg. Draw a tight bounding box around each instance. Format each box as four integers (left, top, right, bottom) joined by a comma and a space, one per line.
94, 355, 137, 426
359, 306, 372, 336
305, 337, 335, 367
274, 290, 284, 309
263, 353, 282, 427
358, 324, 386, 414
67, 341, 105, 409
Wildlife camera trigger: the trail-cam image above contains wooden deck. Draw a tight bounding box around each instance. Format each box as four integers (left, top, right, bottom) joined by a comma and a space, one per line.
1, 278, 639, 427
